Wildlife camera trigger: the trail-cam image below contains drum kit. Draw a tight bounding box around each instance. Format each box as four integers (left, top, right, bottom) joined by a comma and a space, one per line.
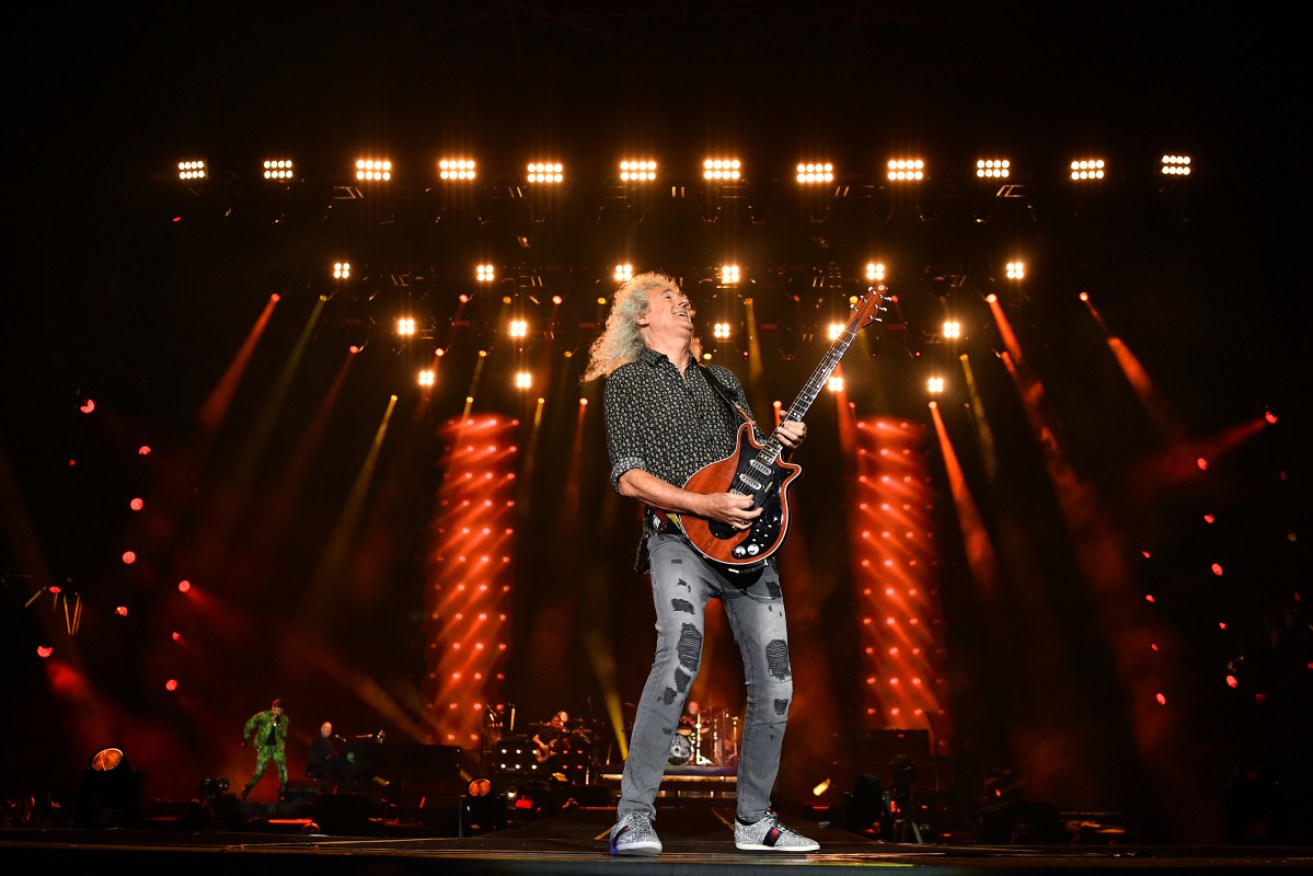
667, 705, 739, 767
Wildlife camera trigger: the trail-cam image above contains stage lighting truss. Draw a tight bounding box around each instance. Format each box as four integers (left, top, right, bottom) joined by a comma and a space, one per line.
1069, 158, 1105, 181
796, 161, 835, 184
527, 162, 563, 183
619, 160, 657, 182
975, 158, 1010, 179
1161, 154, 1191, 176
177, 159, 207, 181
887, 159, 925, 181
262, 158, 294, 181
355, 158, 393, 182
439, 158, 477, 180
703, 158, 741, 180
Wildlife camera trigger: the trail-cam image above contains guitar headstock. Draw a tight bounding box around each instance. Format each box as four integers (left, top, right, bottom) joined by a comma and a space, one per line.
847, 284, 891, 332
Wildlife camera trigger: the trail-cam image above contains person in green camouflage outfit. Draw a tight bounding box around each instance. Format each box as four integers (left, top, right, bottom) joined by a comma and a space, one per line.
240, 698, 289, 802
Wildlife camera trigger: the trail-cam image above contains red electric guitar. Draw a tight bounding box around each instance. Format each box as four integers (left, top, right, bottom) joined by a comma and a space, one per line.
670, 285, 890, 569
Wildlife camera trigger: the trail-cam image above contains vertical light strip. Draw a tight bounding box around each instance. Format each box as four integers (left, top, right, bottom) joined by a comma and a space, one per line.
853, 417, 954, 756
423, 414, 518, 746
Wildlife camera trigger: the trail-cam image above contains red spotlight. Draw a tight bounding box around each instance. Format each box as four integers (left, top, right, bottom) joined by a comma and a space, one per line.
171, 631, 181, 641
138, 446, 151, 456
1196, 457, 1208, 470
177, 580, 191, 593
115, 606, 128, 617
1211, 563, 1224, 576
1265, 410, 1278, 424
37, 645, 53, 658
122, 551, 137, 565
349, 345, 362, 354
1226, 675, 1238, 688
270, 293, 281, 302
165, 679, 178, 691
129, 498, 144, 511
1203, 514, 1215, 524
1155, 693, 1167, 705
1079, 291, 1090, 302
80, 399, 96, 414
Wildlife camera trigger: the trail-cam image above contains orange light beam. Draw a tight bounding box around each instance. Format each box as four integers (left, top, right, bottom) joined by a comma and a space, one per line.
198, 293, 281, 436
132, 295, 285, 558
997, 342, 1202, 833
929, 401, 1001, 600
189, 294, 327, 574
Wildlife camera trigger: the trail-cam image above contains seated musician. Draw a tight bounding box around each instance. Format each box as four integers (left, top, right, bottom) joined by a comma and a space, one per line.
306, 721, 359, 794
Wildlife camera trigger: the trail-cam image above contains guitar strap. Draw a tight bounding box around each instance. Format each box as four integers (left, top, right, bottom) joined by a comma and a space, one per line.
697, 363, 761, 438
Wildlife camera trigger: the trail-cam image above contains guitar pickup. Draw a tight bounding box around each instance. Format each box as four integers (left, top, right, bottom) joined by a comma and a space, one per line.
749, 459, 772, 476
737, 474, 764, 491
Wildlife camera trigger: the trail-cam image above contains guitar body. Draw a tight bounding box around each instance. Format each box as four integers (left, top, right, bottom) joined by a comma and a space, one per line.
675, 422, 803, 568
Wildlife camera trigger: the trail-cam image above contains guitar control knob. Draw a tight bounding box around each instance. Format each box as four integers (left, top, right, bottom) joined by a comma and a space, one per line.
733, 546, 746, 558
746, 543, 760, 556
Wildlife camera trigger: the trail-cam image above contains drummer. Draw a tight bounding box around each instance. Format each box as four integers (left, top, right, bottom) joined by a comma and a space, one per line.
678, 700, 702, 735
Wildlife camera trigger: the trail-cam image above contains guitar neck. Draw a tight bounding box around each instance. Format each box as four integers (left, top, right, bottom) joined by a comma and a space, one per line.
721, 288, 883, 495
751, 321, 861, 463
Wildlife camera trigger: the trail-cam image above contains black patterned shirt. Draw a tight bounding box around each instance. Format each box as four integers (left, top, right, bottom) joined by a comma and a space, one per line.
603, 347, 758, 570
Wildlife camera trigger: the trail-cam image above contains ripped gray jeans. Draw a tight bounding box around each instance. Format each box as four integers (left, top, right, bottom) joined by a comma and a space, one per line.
617, 531, 794, 823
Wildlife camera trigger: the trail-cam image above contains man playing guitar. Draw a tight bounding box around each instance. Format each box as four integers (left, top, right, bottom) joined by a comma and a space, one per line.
532, 710, 570, 764
585, 271, 820, 855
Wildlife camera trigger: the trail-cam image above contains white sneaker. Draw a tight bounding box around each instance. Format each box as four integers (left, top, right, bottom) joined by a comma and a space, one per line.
734, 810, 820, 851
610, 811, 662, 856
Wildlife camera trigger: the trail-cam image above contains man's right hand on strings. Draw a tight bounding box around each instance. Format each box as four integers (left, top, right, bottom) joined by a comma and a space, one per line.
696, 492, 762, 530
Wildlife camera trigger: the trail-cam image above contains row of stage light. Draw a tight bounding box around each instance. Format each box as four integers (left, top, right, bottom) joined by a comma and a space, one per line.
329, 259, 1024, 286
383, 284, 1014, 394
176, 154, 1193, 184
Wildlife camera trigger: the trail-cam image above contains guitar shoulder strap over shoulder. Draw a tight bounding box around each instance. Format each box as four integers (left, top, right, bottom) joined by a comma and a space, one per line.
697, 363, 760, 436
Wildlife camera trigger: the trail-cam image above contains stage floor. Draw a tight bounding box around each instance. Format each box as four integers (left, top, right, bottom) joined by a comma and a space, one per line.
2, 801, 1310, 874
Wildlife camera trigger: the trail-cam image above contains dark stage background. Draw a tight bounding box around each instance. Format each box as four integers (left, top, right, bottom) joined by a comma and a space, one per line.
3, 2, 1308, 844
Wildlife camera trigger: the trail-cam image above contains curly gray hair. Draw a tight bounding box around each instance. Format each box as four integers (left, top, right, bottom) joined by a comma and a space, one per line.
581, 271, 702, 381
